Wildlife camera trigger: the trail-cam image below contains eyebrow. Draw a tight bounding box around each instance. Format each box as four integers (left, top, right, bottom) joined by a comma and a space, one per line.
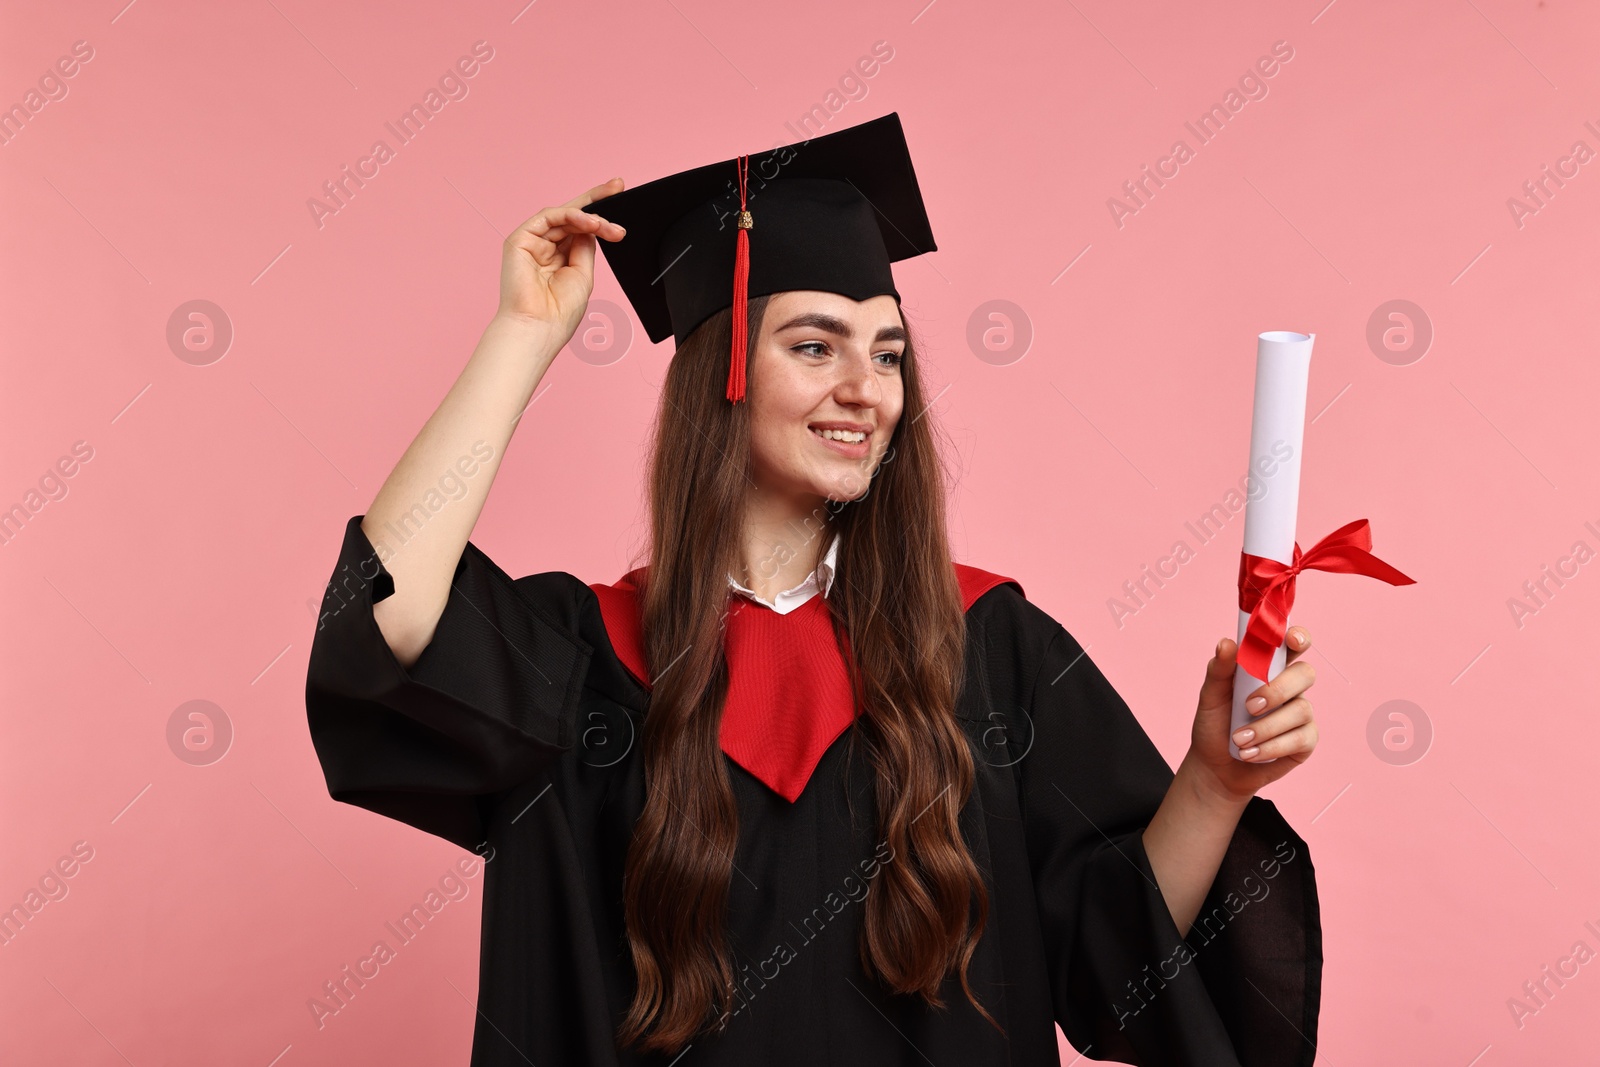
774, 312, 907, 344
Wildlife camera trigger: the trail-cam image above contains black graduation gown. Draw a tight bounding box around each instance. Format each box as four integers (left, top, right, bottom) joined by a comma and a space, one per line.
305, 514, 1322, 1066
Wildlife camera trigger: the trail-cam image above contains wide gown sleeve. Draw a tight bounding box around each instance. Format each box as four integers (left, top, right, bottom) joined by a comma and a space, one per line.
304, 514, 591, 852
1019, 623, 1322, 1067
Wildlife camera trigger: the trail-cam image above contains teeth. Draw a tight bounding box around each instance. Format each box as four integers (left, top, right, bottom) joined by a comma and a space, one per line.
813, 428, 866, 443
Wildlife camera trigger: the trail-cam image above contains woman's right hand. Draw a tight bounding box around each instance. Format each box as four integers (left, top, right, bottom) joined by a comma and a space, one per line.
496, 178, 628, 344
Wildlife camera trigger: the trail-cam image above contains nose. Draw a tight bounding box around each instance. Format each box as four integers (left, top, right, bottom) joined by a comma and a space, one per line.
833, 351, 882, 407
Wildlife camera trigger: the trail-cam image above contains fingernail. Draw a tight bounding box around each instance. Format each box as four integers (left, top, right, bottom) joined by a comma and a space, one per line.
1246, 696, 1267, 713
1240, 745, 1260, 759
1233, 728, 1255, 744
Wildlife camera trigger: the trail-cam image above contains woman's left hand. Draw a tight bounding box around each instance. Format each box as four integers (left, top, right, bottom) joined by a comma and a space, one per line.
1184, 627, 1319, 803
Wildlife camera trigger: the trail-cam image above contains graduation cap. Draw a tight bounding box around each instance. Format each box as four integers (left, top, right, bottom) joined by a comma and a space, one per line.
581, 111, 937, 403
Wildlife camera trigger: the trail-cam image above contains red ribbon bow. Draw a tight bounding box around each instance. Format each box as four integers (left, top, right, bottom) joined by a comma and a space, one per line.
1236, 518, 1415, 681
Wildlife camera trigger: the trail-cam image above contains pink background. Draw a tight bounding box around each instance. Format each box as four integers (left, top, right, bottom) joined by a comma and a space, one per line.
4, 0, 1598, 1063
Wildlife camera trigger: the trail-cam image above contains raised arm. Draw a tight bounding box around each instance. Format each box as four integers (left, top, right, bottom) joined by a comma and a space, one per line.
365, 179, 628, 666
1143, 627, 1320, 937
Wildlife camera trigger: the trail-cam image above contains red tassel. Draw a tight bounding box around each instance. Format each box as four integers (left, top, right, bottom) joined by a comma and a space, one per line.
728, 155, 751, 403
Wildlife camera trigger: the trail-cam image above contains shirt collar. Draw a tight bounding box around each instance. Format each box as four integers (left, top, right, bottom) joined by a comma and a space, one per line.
816, 532, 839, 596
728, 533, 839, 609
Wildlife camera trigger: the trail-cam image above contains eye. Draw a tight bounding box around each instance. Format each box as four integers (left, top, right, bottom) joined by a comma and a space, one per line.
792, 342, 903, 367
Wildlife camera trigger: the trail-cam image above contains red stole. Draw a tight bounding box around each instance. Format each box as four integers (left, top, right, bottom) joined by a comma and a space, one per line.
587, 563, 1019, 802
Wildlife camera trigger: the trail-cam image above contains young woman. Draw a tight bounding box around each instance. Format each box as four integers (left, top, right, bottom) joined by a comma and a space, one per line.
306, 116, 1322, 1066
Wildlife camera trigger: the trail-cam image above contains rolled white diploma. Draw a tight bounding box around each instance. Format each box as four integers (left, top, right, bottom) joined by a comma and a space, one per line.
1230, 331, 1315, 762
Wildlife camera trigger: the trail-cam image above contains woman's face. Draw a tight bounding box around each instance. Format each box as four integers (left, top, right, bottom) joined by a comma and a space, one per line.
748, 290, 906, 504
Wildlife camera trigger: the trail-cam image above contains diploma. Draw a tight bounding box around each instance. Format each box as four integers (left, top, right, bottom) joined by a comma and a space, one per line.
1230, 332, 1314, 762
1230, 331, 1416, 761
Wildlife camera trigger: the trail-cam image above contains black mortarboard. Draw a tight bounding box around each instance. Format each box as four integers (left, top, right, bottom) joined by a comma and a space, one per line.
581, 111, 937, 402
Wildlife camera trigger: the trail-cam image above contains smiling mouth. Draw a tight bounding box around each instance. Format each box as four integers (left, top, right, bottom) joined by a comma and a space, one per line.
810, 427, 869, 444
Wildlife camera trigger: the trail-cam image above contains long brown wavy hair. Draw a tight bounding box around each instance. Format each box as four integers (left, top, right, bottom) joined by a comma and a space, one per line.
616, 293, 999, 1053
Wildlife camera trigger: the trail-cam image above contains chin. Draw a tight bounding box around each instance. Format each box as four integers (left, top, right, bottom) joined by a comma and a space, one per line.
760, 451, 887, 505
816, 465, 881, 503
817, 483, 864, 505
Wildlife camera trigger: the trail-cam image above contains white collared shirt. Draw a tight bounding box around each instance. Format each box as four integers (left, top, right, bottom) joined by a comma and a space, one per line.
727, 534, 839, 614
